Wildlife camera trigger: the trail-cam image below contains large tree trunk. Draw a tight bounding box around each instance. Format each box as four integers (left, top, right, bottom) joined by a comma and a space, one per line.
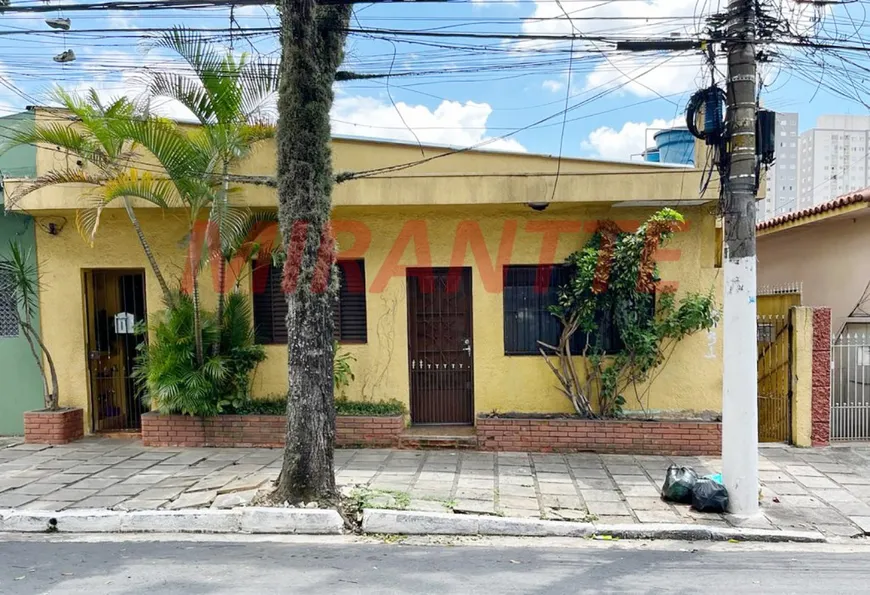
273, 0, 351, 504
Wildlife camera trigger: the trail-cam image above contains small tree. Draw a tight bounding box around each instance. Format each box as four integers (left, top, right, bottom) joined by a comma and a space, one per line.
0, 240, 59, 410
539, 209, 718, 418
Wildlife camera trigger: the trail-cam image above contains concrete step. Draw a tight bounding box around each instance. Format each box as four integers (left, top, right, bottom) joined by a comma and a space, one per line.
398, 433, 479, 450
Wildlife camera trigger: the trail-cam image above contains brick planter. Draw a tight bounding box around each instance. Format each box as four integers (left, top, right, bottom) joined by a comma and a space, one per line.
336, 415, 405, 448
141, 412, 404, 448
476, 416, 721, 455
24, 408, 84, 445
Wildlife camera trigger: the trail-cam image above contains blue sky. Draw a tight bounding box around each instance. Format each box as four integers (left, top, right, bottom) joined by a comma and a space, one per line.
0, 0, 866, 161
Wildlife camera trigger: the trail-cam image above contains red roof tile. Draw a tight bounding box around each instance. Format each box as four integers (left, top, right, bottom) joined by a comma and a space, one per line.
757, 188, 870, 231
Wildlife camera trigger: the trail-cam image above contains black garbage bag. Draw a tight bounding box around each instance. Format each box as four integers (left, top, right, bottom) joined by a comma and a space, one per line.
661, 465, 698, 503
691, 478, 729, 513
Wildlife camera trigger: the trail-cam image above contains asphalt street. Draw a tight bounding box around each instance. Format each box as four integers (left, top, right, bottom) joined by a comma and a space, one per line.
2, 536, 870, 594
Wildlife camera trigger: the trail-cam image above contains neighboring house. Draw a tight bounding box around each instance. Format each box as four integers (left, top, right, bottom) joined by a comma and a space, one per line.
757, 188, 870, 336
5, 107, 724, 435
758, 188, 870, 442
0, 111, 46, 435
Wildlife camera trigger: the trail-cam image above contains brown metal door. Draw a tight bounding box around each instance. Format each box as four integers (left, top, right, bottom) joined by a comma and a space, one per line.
407, 267, 474, 425
756, 313, 792, 443
84, 270, 148, 432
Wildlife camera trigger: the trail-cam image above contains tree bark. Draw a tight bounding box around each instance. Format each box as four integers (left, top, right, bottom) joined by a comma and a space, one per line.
274, 0, 351, 504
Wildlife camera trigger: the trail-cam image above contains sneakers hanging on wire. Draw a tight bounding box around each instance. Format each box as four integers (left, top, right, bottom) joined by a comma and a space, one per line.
45, 18, 71, 31
53, 49, 76, 63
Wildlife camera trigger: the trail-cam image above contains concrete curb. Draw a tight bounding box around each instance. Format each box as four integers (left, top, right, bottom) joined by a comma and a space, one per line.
0, 508, 344, 535
361, 510, 827, 543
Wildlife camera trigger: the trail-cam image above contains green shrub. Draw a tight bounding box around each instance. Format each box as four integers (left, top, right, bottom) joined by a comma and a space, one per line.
229, 397, 285, 415
134, 292, 266, 416
223, 395, 405, 417
335, 398, 405, 416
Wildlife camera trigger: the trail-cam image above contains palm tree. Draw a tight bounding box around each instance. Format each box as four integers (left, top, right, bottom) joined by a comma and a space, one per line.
111, 115, 218, 365
1, 89, 176, 304
144, 27, 278, 337
110, 119, 278, 366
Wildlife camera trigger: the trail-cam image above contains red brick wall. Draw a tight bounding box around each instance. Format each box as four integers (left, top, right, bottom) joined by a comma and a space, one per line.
811, 308, 832, 446
476, 417, 721, 455
141, 413, 404, 448
336, 415, 405, 448
24, 408, 84, 445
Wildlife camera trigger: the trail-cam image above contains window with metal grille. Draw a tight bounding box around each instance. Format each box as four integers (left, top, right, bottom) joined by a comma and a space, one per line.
0, 270, 19, 338
252, 259, 367, 344
502, 265, 647, 356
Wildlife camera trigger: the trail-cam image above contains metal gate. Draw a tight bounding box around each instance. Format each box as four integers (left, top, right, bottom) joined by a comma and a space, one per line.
831, 325, 870, 441
757, 314, 792, 442
83, 270, 148, 432
407, 267, 474, 425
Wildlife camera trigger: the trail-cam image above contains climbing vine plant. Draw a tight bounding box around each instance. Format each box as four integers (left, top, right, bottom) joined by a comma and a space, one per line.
538, 208, 718, 418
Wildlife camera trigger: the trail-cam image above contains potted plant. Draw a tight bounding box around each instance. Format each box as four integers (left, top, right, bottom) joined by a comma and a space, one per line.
1, 240, 82, 444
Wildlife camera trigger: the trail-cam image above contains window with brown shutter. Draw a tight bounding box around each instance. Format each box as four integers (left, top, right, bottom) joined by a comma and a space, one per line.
253, 259, 367, 344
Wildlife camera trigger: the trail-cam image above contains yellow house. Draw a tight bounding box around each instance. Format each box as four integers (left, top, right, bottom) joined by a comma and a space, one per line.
7, 107, 724, 435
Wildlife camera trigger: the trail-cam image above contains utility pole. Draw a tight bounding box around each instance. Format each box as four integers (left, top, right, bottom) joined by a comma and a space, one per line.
721, 0, 759, 516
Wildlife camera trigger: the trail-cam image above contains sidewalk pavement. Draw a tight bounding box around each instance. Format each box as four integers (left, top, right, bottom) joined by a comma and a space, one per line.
1, 438, 870, 539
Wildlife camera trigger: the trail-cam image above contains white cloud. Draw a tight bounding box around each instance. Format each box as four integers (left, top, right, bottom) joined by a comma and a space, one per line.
542, 79, 564, 93
583, 53, 705, 98
581, 117, 682, 161
331, 95, 526, 153
521, 0, 820, 99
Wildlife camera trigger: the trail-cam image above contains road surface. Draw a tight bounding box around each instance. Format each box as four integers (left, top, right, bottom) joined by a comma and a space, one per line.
2, 535, 870, 594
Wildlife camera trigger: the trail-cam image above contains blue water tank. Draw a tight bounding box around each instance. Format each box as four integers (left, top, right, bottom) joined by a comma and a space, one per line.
643, 148, 660, 162
653, 127, 695, 165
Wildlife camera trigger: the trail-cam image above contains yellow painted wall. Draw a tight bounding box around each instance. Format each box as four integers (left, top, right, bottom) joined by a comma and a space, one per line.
17, 112, 723, 430
34, 201, 723, 431
9, 108, 717, 212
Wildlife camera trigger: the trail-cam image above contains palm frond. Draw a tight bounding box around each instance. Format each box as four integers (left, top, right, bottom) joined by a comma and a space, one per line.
149, 27, 243, 125
2, 122, 107, 166
112, 117, 214, 210
238, 58, 279, 120
220, 209, 278, 259
103, 168, 183, 209
47, 87, 135, 160
6, 169, 108, 210
0, 240, 39, 315
74, 189, 111, 245
148, 71, 217, 126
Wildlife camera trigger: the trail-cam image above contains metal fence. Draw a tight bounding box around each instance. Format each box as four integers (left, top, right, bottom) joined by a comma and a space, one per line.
831, 325, 870, 441
757, 314, 792, 443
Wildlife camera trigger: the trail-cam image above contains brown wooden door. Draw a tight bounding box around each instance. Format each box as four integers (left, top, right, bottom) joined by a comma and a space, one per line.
407, 267, 474, 425
84, 270, 147, 432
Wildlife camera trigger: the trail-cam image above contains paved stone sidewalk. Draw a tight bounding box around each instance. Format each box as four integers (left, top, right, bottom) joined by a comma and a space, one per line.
1, 439, 870, 538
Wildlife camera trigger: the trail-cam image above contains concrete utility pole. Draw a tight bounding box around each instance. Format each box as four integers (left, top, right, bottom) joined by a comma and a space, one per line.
721, 0, 759, 516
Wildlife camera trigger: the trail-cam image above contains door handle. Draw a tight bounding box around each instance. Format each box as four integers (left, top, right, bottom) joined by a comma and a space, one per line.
462, 339, 472, 356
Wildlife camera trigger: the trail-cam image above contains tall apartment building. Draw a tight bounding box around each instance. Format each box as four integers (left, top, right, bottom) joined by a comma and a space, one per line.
798, 115, 870, 209
759, 112, 799, 222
